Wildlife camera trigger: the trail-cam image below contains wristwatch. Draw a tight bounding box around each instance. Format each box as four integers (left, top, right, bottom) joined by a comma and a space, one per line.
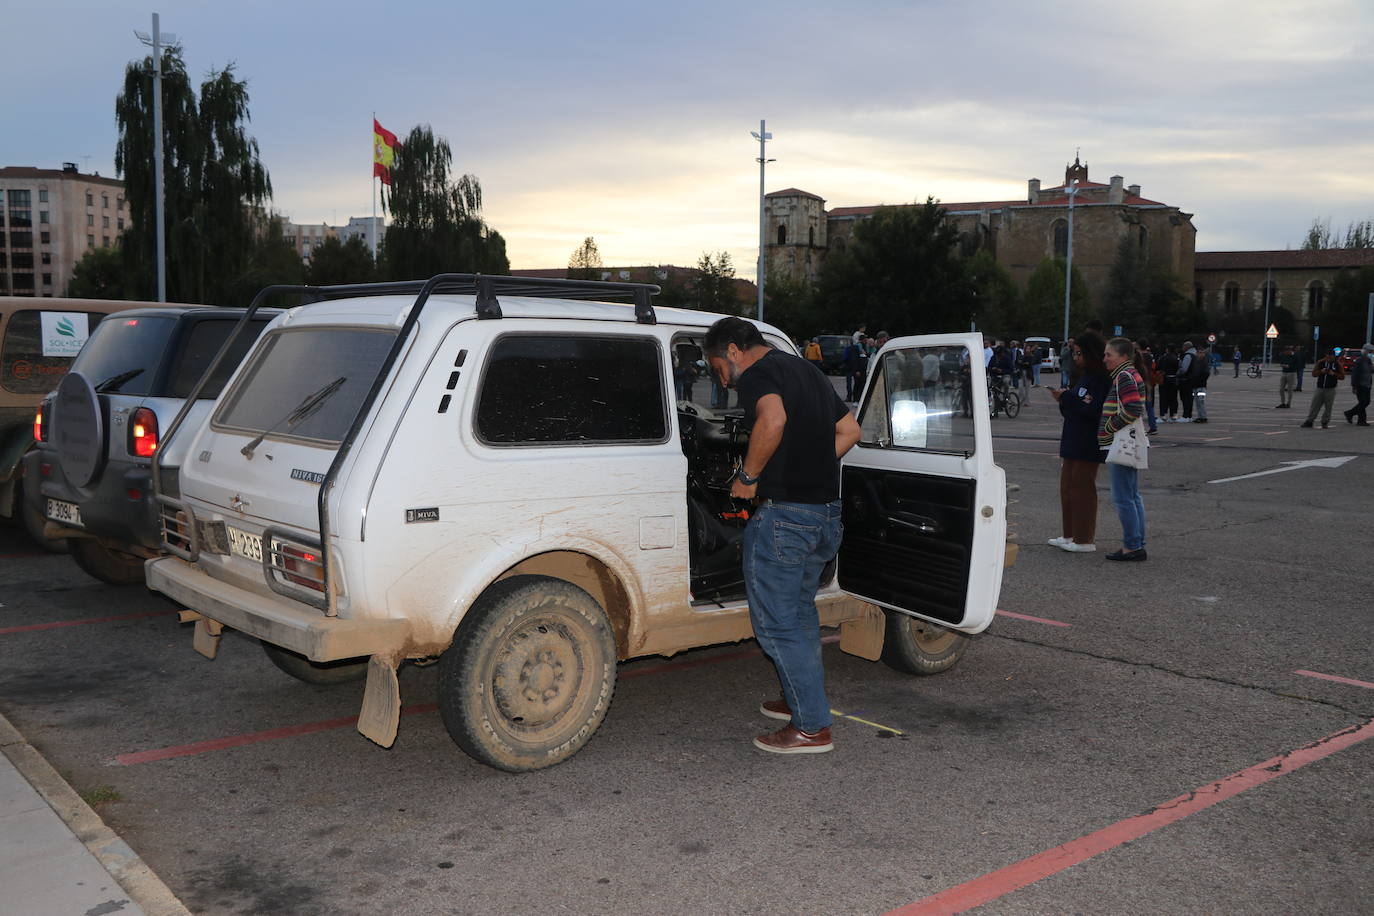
735, 467, 760, 486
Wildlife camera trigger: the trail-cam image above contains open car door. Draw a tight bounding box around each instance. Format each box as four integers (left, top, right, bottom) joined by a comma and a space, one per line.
837, 333, 1006, 634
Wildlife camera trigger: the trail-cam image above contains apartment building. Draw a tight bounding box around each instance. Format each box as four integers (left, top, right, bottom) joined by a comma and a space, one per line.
0, 164, 126, 297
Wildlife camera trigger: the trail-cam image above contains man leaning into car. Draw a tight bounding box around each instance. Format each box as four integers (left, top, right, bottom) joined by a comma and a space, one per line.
704, 317, 863, 754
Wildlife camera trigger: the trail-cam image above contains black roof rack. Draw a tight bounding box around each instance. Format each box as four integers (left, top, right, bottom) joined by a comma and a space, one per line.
151, 272, 661, 614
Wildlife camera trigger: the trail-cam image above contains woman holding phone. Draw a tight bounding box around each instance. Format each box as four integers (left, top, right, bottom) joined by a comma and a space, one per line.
1048, 331, 1109, 552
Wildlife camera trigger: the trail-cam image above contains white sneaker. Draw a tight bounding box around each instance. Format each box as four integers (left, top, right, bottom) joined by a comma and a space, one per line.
1047, 536, 1073, 547
1057, 541, 1096, 552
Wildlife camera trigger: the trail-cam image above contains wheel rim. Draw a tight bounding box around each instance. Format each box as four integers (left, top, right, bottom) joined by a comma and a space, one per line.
489, 617, 588, 731
909, 620, 958, 654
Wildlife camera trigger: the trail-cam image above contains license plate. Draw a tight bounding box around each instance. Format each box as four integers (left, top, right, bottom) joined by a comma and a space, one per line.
226, 526, 263, 562
46, 498, 82, 526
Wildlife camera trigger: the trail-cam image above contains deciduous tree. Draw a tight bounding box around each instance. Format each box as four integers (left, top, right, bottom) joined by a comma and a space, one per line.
306, 236, 377, 287
1019, 257, 1093, 338
66, 247, 126, 299
568, 237, 602, 280
695, 252, 743, 315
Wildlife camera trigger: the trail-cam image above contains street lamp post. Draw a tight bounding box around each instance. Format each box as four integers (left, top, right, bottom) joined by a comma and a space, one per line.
135, 13, 177, 303
1061, 178, 1080, 349
750, 121, 773, 323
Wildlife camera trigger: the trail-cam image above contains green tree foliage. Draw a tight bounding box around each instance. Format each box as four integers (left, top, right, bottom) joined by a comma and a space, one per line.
115, 49, 272, 303
66, 247, 126, 299
1019, 258, 1093, 338
1323, 266, 1374, 345
813, 199, 968, 335
221, 218, 305, 305
567, 237, 602, 280
1102, 236, 1205, 339
761, 274, 816, 338
695, 252, 743, 315
306, 236, 377, 287
381, 125, 508, 279
1300, 217, 1374, 250
965, 250, 1018, 337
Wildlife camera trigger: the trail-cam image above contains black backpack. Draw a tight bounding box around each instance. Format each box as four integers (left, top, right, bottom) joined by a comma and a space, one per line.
1184, 352, 1208, 385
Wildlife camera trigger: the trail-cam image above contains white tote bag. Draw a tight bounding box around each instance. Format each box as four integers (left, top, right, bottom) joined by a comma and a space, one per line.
1106, 416, 1149, 468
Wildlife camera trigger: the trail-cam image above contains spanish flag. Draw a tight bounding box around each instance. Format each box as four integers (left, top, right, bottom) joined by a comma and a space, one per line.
373, 118, 398, 185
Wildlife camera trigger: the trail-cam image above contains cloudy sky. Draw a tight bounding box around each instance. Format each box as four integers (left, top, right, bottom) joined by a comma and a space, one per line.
7, 0, 1372, 278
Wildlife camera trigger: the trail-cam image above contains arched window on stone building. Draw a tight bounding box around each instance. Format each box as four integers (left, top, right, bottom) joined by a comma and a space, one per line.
1262, 280, 1278, 311
1223, 282, 1241, 314
1307, 281, 1325, 316
833, 236, 847, 252
776, 224, 787, 246
1137, 225, 1148, 254
808, 226, 815, 247
1052, 219, 1068, 260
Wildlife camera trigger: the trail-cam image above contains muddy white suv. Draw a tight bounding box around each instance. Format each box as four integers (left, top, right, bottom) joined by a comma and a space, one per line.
147, 275, 1008, 772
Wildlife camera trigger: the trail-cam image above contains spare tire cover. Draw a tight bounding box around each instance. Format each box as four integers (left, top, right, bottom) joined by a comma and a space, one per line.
53, 371, 105, 489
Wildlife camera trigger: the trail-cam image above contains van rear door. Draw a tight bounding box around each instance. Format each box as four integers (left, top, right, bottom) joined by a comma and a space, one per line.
836, 334, 1005, 634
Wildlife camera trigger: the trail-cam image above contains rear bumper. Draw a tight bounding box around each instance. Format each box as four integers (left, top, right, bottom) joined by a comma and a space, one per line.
146, 556, 410, 661
24, 448, 162, 549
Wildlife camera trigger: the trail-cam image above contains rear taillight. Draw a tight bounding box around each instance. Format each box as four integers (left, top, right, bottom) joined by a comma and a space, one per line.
279, 544, 325, 592
130, 407, 158, 457
33, 404, 45, 442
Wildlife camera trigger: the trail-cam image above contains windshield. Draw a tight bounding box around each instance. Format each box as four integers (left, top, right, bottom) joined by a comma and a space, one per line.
69, 315, 177, 396
214, 327, 397, 445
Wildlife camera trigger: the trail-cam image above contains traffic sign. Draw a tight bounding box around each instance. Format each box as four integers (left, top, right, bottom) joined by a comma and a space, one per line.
1207, 333, 1216, 344
1266, 324, 1279, 339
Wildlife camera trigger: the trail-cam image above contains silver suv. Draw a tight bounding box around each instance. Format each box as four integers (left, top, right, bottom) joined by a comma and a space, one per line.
147, 275, 1009, 771
27, 306, 276, 584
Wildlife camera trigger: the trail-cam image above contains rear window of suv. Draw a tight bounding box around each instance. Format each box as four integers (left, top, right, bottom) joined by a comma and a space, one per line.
68, 314, 178, 396
213, 327, 397, 445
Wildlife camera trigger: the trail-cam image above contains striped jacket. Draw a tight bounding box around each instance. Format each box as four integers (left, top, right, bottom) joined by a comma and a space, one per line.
1099, 364, 1145, 447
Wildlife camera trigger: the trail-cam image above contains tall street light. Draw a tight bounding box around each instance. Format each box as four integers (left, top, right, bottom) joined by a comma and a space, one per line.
135, 13, 177, 303
750, 121, 773, 323
1061, 178, 1080, 349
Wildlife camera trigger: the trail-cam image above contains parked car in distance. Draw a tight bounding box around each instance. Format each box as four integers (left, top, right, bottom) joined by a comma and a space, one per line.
1023, 336, 1059, 372
1, 297, 178, 549
145, 275, 1011, 773
26, 306, 278, 584
816, 334, 850, 373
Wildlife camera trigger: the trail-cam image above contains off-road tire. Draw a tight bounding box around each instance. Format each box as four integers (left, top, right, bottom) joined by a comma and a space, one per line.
69, 537, 146, 585
261, 641, 369, 685
438, 575, 617, 773
880, 611, 970, 676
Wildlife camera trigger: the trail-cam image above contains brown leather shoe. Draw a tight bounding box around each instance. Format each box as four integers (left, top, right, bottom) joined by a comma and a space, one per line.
753, 725, 833, 754
760, 698, 791, 721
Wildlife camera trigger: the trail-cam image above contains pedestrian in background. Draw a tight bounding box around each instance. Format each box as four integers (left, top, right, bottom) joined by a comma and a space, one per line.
804, 337, 822, 367
1157, 343, 1180, 421
1135, 339, 1158, 434
1294, 346, 1308, 391
1300, 348, 1345, 428
1100, 337, 1148, 562
1178, 341, 1201, 421
842, 336, 869, 402
1192, 346, 1211, 423
1048, 331, 1108, 553
1232, 346, 1243, 377
1060, 337, 1075, 388
1342, 344, 1372, 426
1276, 345, 1299, 408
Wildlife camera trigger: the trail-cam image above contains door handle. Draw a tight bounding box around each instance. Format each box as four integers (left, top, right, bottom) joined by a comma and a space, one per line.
889, 512, 939, 534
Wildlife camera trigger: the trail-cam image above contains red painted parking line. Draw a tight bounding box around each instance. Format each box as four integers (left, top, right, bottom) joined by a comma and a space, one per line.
112, 635, 845, 765
996, 609, 1070, 628
110, 703, 440, 766
885, 718, 1374, 915
1295, 669, 1374, 690
0, 608, 181, 635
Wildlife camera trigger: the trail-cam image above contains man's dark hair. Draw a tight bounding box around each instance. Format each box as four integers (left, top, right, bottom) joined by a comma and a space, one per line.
703, 316, 766, 358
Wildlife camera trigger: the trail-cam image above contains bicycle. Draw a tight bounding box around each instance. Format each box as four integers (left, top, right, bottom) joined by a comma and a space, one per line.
1246, 357, 1263, 379
987, 375, 1021, 418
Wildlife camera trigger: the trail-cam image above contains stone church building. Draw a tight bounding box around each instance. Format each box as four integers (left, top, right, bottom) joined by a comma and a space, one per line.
764, 157, 1197, 317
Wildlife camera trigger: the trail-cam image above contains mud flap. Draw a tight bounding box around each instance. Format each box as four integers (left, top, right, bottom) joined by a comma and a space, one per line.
190, 615, 223, 659
838, 602, 885, 661
357, 656, 401, 748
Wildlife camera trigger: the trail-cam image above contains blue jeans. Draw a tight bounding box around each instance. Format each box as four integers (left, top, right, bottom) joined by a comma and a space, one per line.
1144, 393, 1157, 431
743, 499, 843, 734
1108, 463, 1147, 551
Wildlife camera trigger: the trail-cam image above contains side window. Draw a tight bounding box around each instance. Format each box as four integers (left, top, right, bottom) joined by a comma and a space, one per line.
857, 346, 976, 454
165, 319, 272, 399
476, 335, 666, 445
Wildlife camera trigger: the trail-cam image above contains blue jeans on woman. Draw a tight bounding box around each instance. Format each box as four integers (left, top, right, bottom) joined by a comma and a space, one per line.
742, 499, 843, 734
1108, 463, 1147, 551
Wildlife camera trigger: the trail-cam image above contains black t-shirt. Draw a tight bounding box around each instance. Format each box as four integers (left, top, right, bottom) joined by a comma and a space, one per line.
737, 349, 849, 503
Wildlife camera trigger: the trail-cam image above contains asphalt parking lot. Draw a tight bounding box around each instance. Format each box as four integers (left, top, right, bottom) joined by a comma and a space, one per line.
2, 368, 1372, 915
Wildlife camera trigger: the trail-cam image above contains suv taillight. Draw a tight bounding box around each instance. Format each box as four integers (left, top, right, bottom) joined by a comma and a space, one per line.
130, 407, 158, 457
33, 403, 47, 442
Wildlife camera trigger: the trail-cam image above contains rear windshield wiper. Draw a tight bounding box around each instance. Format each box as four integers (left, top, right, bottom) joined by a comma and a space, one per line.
240, 376, 347, 458
94, 368, 144, 393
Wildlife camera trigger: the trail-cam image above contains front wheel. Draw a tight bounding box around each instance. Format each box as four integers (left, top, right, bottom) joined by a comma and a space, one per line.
438, 575, 617, 772
1003, 391, 1021, 418
1247, 365, 1261, 378
880, 611, 970, 675
69, 537, 146, 585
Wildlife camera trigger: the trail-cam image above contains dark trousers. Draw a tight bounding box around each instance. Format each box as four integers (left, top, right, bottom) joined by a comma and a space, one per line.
1060, 459, 1101, 545
1234, 362, 1241, 377
1160, 380, 1178, 417
1180, 385, 1195, 418
1347, 385, 1372, 424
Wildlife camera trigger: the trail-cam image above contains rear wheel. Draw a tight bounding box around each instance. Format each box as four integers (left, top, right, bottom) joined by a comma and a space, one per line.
261, 642, 369, 685
880, 611, 970, 675
1003, 391, 1022, 418
69, 537, 146, 586
438, 575, 617, 772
